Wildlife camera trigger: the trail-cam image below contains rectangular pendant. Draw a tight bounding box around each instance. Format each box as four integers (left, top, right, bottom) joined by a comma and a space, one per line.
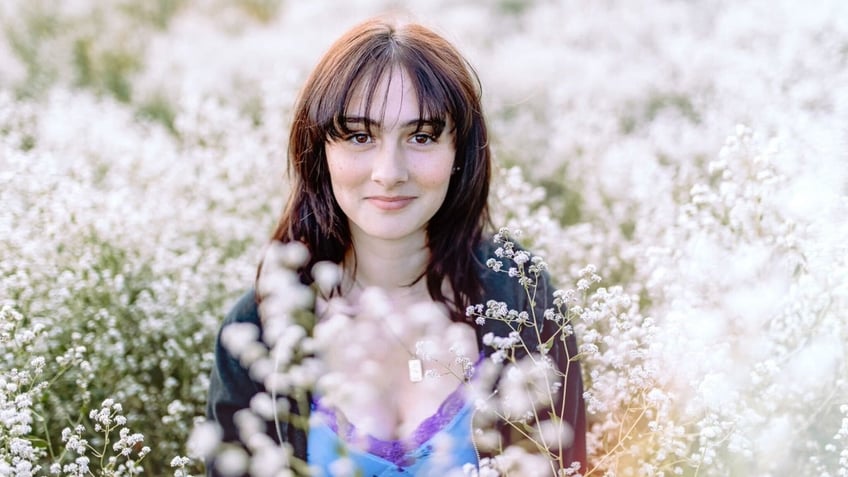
408, 359, 423, 382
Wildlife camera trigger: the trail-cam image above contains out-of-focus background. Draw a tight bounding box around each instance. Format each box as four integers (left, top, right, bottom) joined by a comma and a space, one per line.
1, 1, 846, 475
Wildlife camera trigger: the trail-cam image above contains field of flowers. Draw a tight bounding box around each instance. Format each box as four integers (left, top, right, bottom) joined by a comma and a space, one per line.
1, 0, 846, 475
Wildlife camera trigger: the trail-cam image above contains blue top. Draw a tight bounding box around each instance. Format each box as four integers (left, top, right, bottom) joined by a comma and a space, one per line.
307, 385, 478, 477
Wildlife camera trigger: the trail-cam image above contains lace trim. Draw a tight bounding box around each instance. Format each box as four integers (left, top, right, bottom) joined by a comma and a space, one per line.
312, 353, 483, 466
314, 386, 466, 465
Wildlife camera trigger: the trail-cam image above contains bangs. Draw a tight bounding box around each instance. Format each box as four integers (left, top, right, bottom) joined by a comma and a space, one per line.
316, 48, 456, 141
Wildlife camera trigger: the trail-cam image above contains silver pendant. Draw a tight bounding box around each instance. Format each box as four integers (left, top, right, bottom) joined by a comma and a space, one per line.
408, 359, 423, 382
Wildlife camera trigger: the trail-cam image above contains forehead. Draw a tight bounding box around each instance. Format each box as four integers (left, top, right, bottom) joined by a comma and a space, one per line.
341, 65, 447, 123
345, 68, 415, 117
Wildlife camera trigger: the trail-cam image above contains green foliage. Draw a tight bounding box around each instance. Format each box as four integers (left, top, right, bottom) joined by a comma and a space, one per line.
619, 92, 700, 134
235, 0, 285, 23
2, 1, 154, 103
537, 164, 585, 227
72, 37, 141, 103
120, 0, 188, 30
2, 3, 62, 98
497, 0, 534, 15
136, 93, 177, 133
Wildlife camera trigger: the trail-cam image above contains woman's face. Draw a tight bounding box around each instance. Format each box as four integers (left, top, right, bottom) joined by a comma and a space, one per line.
325, 68, 456, 245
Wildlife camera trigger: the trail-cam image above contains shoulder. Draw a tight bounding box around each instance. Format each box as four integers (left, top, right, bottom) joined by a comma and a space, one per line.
220, 289, 261, 329
471, 235, 555, 307
471, 236, 511, 295
470, 235, 564, 357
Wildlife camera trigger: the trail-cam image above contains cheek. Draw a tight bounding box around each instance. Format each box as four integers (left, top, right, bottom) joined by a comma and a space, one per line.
326, 161, 347, 189
415, 152, 455, 188
325, 151, 362, 191
423, 168, 453, 190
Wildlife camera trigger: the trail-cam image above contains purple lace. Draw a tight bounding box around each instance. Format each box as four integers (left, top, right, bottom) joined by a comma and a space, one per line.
314, 387, 466, 465
312, 353, 483, 465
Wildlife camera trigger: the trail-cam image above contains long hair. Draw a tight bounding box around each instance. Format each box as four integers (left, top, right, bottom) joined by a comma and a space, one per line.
263, 18, 491, 320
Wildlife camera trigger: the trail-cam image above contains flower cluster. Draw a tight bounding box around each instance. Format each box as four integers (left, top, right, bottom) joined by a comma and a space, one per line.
0, 304, 150, 476
0, 81, 277, 474
0, 302, 52, 476
55, 399, 150, 476
465, 229, 658, 476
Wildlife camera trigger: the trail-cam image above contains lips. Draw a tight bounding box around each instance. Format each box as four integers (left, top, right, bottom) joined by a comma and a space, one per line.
366, 195, 416, 211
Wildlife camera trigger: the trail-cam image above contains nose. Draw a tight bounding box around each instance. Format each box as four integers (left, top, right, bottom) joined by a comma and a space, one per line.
370, 141, 408, 186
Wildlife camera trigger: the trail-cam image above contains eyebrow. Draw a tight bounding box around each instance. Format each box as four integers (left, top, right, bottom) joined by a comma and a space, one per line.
343, 116, 445, 130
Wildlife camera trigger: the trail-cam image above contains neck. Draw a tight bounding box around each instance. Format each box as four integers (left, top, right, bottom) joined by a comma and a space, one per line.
345, 230, 429, 293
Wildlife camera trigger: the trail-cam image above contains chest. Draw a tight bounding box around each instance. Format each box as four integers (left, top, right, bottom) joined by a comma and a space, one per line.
313, 300, 480, 441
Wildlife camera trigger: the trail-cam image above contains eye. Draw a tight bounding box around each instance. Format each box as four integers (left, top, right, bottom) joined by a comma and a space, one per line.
411, 133, 436, 145
345, 133, 372, 144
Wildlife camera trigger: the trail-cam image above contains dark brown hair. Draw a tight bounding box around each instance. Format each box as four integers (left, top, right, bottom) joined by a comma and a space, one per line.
265, 18, 491, 319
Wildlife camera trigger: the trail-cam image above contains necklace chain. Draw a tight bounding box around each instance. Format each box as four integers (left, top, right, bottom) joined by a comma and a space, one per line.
385, 317, 425, 383
351, 276, 426, 383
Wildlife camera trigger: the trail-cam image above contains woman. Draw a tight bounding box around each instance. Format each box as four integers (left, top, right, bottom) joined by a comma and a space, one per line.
207, 17, 586, 476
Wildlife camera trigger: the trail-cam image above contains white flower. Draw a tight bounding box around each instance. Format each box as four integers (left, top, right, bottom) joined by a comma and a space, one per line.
329, 457, 356, 477
186, 421, 223, 459
513, 251, 530, 265
482, 332, 494, 346
214, 447, 249, 477
220, 323, 260, 358
312, 261, 340, 294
